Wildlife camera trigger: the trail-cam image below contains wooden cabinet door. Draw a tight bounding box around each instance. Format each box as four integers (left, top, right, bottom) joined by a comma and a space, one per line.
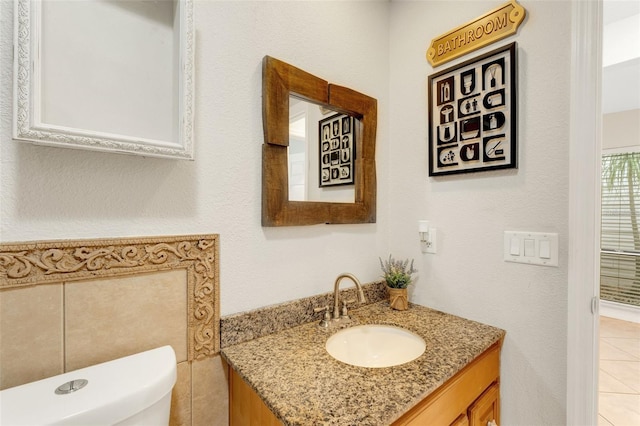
451, 413, 470, 426
468, 382, 499, 426
229, 367, 282, 426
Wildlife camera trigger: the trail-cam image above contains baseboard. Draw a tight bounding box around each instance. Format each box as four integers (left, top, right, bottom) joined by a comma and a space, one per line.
600, 300, 640, 324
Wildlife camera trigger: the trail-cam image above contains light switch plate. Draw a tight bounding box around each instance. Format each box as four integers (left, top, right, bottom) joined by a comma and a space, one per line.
504, 231, 559, 267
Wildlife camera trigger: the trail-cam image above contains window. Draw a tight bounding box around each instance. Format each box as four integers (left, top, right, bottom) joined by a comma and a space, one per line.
600, 152, 640, 306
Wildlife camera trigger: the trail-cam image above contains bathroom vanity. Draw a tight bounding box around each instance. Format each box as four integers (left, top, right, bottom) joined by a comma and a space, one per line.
222, 302, 505, 425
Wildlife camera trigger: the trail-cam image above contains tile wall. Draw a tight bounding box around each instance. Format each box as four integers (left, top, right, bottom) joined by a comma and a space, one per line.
0, 235, 226, 426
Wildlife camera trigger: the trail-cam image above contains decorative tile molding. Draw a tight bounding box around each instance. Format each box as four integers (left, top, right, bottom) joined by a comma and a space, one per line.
0, 235, 220, 359
220, 280, 387, 348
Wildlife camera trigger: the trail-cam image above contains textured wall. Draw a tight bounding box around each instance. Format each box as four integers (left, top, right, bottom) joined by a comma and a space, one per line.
0, 1, 577, 424
0, 1, 391, 315
388, 2, 570, 424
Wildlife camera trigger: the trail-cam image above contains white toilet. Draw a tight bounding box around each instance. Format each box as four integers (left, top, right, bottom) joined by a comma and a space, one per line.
0, 345, 177, 425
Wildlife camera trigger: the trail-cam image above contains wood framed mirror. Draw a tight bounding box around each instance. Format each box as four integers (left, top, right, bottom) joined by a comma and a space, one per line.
262, 56, 377, 226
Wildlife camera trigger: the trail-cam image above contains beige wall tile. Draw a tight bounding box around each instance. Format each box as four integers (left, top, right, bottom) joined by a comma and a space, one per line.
0, 284, 64, 389
192, 355, 229, 426
0, 235, 220, 426
64, 269, 188, 371
171, 361, 192, 426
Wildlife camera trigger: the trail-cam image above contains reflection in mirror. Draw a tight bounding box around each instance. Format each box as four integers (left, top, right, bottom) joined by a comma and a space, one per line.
262, 56, 377, 226
13, 0, 194, 159
288, 96, 355, 203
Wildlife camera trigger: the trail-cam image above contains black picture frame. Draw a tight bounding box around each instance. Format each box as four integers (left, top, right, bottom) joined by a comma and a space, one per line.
428, 42, 517, 176
319, 113, 355, 187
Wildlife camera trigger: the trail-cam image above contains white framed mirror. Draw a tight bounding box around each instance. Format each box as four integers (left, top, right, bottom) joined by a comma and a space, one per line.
13, 0, 194, 160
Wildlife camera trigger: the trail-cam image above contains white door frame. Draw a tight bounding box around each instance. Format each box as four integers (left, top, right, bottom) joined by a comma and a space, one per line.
567, 0, 602, 424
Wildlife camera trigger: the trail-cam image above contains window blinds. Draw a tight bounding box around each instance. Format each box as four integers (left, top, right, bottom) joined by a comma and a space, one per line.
600, 152, 640, 307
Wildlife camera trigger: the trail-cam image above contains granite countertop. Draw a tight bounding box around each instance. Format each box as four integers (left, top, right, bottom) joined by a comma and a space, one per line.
221, 301, 505, 426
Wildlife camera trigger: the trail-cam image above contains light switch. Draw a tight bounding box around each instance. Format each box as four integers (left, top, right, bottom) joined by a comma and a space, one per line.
504, 231, 559, 267
524, 239, 535, 257
510, 237, 520, 255
539, 240, 550, 259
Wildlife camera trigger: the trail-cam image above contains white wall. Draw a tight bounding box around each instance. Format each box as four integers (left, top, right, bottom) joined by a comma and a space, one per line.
0, 0, 390, 315
389, 1, 570, 424
603, 109, 640, 150
603, 11, 639, 67
1, 1, 574, 424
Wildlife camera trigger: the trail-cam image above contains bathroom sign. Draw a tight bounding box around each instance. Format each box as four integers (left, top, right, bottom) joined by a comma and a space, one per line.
428, 42, 517, 177
426, 0, 526, 68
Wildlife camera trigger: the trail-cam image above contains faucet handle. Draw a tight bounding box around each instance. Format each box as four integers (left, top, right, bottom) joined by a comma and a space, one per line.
314, 305, 330, 313
314, 305, 331, 328
340, 299, 356, 319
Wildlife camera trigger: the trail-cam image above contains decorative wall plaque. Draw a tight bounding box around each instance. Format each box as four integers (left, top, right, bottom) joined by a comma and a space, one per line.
319, 113, 355, 187
426, 0, 526, 68
428, 43, 517, 176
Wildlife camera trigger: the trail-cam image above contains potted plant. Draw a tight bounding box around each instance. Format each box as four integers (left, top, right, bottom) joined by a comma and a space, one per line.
379, 255, 417, 310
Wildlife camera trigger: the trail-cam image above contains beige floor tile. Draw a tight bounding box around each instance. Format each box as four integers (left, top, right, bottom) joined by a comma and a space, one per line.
599, 414, 615, 426
600, 360, 640, 393
601, 317, 640, 339
599, 393, 640, 426
603, 338, 640, 361
601, 339, 639, 361
599, 316, 640, 426
600, 369, 637, 394
600, 316, 618, 335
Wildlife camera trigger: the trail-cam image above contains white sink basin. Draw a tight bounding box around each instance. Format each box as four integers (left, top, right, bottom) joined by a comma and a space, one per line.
325, 324, 426, 368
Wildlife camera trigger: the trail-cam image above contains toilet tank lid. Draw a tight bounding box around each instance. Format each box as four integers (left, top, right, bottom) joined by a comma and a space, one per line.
0, 345, 177, 426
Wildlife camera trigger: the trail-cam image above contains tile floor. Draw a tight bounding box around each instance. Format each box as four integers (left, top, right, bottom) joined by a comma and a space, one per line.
599, 316, 640, 426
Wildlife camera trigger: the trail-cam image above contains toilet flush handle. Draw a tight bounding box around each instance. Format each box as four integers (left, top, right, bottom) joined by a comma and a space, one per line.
55, 379, 88, 395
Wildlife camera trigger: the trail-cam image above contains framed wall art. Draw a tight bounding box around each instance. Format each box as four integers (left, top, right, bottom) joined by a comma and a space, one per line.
319, 113, 355, 187
428, 42, 517, 176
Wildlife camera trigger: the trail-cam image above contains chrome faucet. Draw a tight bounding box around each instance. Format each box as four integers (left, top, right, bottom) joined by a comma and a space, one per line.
333, 273, 367, 320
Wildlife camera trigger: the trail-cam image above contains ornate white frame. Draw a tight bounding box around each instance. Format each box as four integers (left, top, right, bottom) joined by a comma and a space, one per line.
12, 0, 195, 160
0, 234, 219, 360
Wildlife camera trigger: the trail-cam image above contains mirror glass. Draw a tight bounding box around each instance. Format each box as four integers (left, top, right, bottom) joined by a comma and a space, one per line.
288, 96, 355, 203
13, 0, 194, 160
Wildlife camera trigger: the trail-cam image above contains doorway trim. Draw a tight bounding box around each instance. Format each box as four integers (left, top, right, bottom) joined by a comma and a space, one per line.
567, 0, 602, 424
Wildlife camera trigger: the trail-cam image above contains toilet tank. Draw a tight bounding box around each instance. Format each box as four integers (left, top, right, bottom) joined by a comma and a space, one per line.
0, 346, 177, 426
